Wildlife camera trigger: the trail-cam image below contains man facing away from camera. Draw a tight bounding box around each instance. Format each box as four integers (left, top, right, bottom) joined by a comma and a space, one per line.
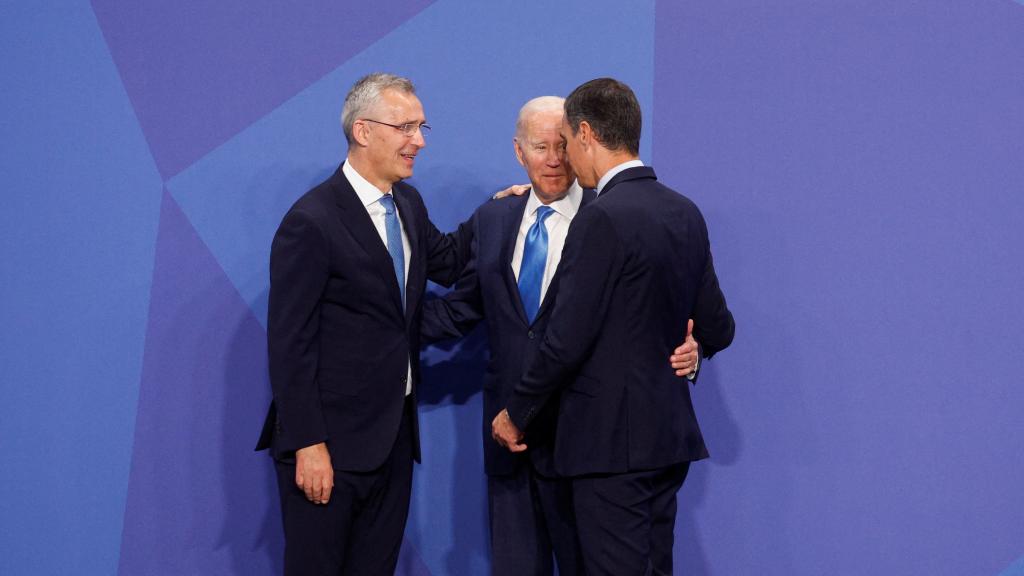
422, 95, 703, 575
493, 78, 735, 575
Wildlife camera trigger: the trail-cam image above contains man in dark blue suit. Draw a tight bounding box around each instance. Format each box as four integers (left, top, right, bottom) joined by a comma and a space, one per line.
256, 73, 469, 575
421, 96, 701, 575
493, 78, 735, 575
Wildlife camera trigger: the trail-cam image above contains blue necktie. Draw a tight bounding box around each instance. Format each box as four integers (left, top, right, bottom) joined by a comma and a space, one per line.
379, 194, 405, 306
518, 206, 555, 324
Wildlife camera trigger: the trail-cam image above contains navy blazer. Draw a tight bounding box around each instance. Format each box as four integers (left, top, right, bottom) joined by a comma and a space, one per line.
256, 164, 467, 472
420, 189, 596, 477
507, 166, 735, 477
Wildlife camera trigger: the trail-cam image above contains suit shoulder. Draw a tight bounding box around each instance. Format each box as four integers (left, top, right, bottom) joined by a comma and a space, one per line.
277, 179, 335, 232
569, 199, 617, 233
394, 180, 424, 205
474, 194, 520, 220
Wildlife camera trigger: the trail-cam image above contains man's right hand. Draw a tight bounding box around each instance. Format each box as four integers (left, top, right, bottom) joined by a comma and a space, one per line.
295, 442, 333, 505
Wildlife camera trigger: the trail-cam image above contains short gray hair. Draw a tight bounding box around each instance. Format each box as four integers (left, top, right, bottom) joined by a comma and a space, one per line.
514, 96, 565, 140
341, 73, 417, 144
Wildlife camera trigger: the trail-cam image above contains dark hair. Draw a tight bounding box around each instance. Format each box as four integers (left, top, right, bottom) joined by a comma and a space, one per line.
564, 78, 641, 155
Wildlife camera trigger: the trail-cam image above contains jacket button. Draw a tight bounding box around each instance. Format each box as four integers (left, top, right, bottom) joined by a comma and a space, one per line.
527, 330, 535, 339
402, 376, 408, 385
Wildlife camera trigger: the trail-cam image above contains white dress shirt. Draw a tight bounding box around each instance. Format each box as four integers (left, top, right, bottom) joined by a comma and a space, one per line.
511, 181, 584, 308
343, 161, 414, 395
596, 159, 644, 196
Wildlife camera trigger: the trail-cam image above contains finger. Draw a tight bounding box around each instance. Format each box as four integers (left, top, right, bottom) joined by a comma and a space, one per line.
670, 356, 694, 368
315, 474, 329, 504
312, 473, 326, 503
508, 442, 528, 453
322, 477, 333, 505
686, 319, 694, 339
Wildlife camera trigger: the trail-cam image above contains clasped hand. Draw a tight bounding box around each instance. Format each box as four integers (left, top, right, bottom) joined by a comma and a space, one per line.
491, 409, 527, 453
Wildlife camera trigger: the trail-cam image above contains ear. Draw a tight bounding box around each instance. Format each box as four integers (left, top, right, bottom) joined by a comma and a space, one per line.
577, 121, 593, 149
351, 119, 372, 148
513, 137, 527, 167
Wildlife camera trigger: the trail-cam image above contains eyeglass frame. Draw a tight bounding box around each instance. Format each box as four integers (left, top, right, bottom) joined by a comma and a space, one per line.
360, 118, 432, 137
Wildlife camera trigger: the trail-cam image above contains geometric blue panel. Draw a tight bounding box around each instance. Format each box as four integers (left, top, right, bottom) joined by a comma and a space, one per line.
167, 1, 656, 574
999, 554, 1024, 576
654, 1, 1024, 575
168, 0, 656, 329
0, 3, 162, 575
119, 192, 281, 575
90, 0, 437, 179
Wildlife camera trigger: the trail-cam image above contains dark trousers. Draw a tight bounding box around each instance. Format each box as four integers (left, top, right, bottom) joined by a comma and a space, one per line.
488, 464, 583, 576
274, 398, 414, 576
572, 462, 690, 576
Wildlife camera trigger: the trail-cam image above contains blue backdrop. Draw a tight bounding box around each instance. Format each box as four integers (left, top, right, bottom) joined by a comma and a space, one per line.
2, 1, 1023, 574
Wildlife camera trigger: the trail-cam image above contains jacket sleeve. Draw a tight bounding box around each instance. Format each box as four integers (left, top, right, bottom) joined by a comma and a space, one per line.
690, 213, 735, 360
423, 203, 475, 288
421, 212, 485, 344
267, 208, 329, 453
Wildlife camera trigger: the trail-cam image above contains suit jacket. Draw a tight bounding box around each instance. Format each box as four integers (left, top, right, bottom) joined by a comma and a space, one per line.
420, 189, 596, 477
256, 164, 467, 472
506, 166, 735, 477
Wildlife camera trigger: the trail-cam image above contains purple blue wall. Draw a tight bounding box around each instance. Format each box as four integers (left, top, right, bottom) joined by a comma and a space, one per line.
2, 1, 1022, 574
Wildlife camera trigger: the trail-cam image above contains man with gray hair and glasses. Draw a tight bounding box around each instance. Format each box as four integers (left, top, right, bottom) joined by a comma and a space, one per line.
256, 72, 471, 575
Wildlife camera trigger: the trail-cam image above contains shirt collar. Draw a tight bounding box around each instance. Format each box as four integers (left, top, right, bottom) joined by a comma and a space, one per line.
596, 159, 644, 196
343, 160, 393, 207
524, 180, 583, 220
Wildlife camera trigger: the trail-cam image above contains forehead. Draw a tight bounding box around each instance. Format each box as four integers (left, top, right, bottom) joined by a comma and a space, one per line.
523, 109, 565, 140
374, 88, 425, 121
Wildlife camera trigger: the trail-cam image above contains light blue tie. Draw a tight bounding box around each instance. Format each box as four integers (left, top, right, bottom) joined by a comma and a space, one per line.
518, 206, 555, 324
379, 194, 405, 306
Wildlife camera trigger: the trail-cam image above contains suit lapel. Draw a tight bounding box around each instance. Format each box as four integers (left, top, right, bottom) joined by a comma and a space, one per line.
331, 166, 404, 315
392, 186, 420, 323
501, 194, 531, 325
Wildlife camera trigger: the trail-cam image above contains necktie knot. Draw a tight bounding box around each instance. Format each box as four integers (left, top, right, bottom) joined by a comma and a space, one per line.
535, 205, 555, 225
379, 194, 396, 215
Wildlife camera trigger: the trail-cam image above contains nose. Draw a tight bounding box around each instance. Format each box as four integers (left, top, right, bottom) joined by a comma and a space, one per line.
545, 147, 562, 166
410, 126, 426, 148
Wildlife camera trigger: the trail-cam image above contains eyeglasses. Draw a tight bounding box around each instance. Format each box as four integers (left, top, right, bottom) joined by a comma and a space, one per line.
361, 118, 432, 137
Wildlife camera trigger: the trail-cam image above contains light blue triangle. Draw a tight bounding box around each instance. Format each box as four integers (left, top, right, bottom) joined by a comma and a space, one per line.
168, 0, 655, 329
999, 554, 1024, 576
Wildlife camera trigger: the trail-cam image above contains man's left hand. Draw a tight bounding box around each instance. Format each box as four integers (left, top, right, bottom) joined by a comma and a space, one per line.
491, 409, 527, 453
669, 319, 700, 377
492, 184, 530, 200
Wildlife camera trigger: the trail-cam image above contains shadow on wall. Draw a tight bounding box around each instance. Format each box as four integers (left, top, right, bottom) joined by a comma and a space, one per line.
673, 205, 809, 575
219, 287, 283, 575
674, 362, 743, 575
419, 319, 491, 575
